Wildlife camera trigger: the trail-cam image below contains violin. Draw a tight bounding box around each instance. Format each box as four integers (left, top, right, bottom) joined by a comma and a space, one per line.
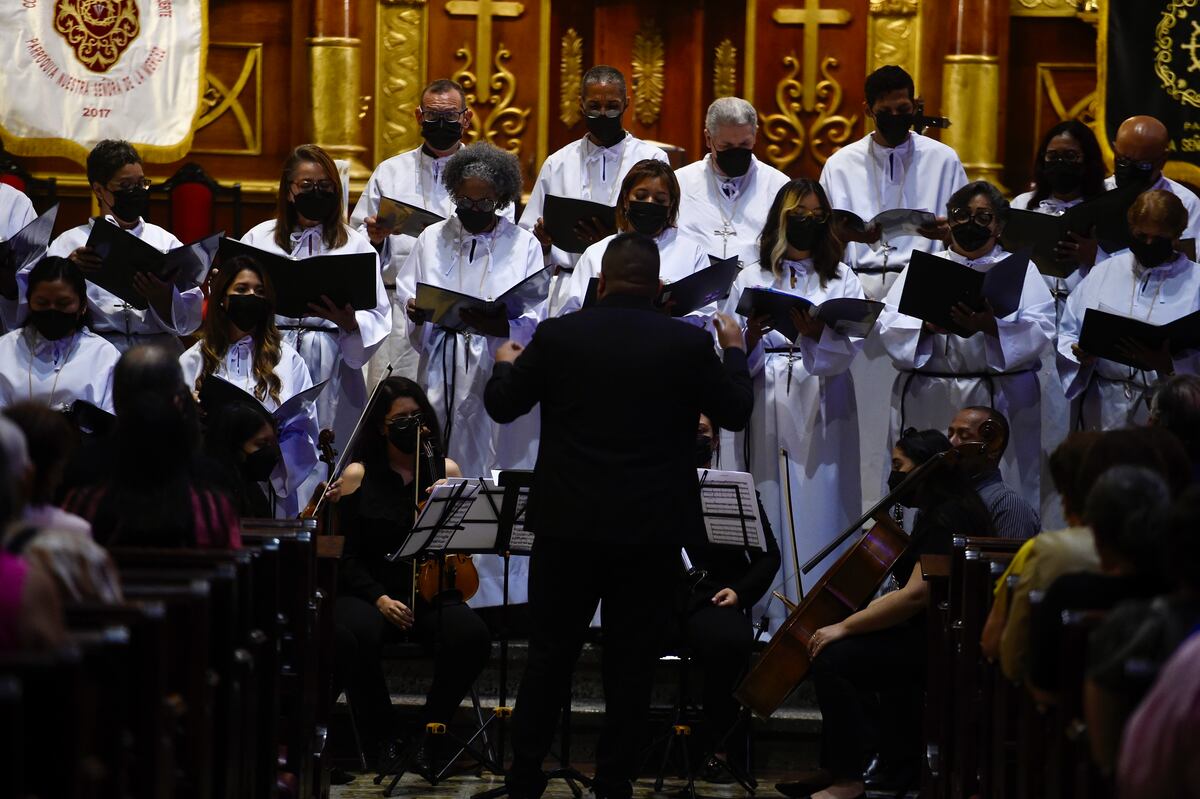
411, 425, 479, 604
300, 429, 338, 521
734, 423, 1003, 719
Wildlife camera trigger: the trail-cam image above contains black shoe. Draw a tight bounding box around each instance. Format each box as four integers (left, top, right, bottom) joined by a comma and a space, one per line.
698, 756, 736, 784
328, 766, 356, 785
774, 769, 834, 797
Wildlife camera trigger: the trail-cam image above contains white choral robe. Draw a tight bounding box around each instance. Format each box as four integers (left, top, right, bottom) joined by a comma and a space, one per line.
878, 245, 1055, 505
675, 154, 790, 268
724, 258, 866, 623
0, 184, 35, 240
397, 215, 544, 607
350, 146, 516, 385
555, 226, 710, 324
11, 216, 202, 353
0, 326, 120, 412
1057, 250, 1200, 431
519, 133, 667, 312
240, 221, 391, 445
180, 336, 321, 517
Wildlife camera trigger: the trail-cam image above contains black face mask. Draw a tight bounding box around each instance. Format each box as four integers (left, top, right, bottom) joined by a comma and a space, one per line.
786, 216, 825, 251
109, 186, 150, 223
695, 433, 715, 468
422, 120, 463, 151
950, 221, 994, 253
28, 309, 80, 341
1113, 160, 1156, 190
1129, 236, 1175, 269
887, 469, 917, 508
584, 114, 625, 147
224, 294, 269, 333
626, 201, 669, 236
1042, 160, 1085, 195
243, 444, 281, 482
457, 206, 495, 234
714, 147, 753, 178
387, 416, 422, 454
873, 112, 914, 148
293, 188, 338, 222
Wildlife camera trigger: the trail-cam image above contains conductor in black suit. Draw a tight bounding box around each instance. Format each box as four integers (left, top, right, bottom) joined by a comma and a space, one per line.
484, 232, 754, 799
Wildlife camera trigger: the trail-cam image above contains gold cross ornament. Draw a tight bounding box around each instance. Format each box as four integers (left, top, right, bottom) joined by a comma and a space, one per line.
772, 0, 852, 112
445, 0, 525, 102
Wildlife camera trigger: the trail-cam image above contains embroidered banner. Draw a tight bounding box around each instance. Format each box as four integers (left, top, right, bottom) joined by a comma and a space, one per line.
0, 1, 207, 164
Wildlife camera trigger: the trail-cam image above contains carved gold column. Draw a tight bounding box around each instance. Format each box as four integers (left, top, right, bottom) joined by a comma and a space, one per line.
308, 0, 370, 178
867, 0, 921, 86
375, 0, 430, 162
941, 0, 1009, 189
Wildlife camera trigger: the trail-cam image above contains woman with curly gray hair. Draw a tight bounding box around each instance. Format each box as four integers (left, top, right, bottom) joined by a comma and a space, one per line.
395, 141, 545, 606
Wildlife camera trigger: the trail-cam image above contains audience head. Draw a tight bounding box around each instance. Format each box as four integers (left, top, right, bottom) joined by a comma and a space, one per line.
1028, 119, 1107, 205
615, 159, 680, 238
1113, 115, 1169, 190
113, 344, 190, 417
947, 405, 1010, 462
1127, 189, 1187, 269
696, 414, 717, 469
354, 377, 444, 468
204, 400, 278, 484
891, 428, 995, 530
864, 65, 917, 148
3, 403, 78, 508
946, 181, 1009, 259
705, 97, 759, 179
416, 78, 471, 154
1047, 431, 1102, 526
274, 143, 347, 251
760, 179, 842, 286
597, 232, 661, 300
23, 256, 90, 344
199, 255, 283, 403
86, 139, 148, 227
1084, 465, 1171, 578
443, 142, 523, 235
1076, 427, 1192, 505
1162, 485, 1200, 594
1149, 374, 1200, 458
0, 415, 32, 518
580, 65, 630, 147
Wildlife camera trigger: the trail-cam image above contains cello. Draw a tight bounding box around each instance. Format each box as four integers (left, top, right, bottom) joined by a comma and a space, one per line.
734, 425, 1001, 719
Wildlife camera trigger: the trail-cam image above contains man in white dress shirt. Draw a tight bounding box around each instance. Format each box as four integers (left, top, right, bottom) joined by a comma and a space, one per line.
352, 79, 514, 385
675, 97, 790, 268
519, 65, 667, 311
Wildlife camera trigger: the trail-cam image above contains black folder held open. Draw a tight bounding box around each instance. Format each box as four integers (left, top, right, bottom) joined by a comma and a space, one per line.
85, 219, 222, 310
897, 249, 1031, 337
414, 266, 552, 334
376, 196, 445, 238
735, 288, 884, 341
0, 204, 58, 272
218, 238, 378, 319
542, 195, 617, 254
1078, 307, 1200, 371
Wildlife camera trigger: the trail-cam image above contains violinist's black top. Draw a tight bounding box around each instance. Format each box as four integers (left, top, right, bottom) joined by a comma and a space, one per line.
337, 455, 419, 604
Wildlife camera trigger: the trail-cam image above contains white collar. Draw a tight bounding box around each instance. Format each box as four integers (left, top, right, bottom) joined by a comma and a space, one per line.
706, 154, 754, 191
653, 226, 678, 246
1035, 195, 1084, 215
1132, 251, 1189, 281
581, 133, 628, 161
944, 244, 1006, 268
100, 214, 145, 237
25, 327, 82, 360
868, 132, 915, 159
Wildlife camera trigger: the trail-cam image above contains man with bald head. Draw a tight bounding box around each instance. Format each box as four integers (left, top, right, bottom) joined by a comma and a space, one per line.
1107, 115, 1200, 241
485, 232, 752, 799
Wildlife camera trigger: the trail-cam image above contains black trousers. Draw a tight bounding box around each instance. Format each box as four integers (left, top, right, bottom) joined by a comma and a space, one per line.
333, 593, 491, 751
506, 537, 676, 799
809, 623, 926, 781
681, 603, 755, 753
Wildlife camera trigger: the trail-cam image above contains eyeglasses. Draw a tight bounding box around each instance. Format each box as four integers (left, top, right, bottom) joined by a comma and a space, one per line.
949, 207, 995, 226
1115, 155, 1155, 172
388, 413, 424, 427
787, 210, 829, 224
421, 108, 467, 124
108, 178, 152, 191
1044, 151, 1083, 164
293, 179, 337, 193
581, 105, 623, 119
455, 196, 498, 213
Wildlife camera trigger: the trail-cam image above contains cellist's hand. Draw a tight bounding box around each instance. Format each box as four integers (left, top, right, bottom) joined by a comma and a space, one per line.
808, 622, 850, 659
376, 595, 414, 629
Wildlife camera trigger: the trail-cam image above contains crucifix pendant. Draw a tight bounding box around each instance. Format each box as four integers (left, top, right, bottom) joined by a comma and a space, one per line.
714, 223, 736, 257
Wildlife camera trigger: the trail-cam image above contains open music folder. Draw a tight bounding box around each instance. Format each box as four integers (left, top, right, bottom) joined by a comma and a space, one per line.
414, 266, 552, 333
898, 249, 1031, 337
736, 287, 884, 340
218, 237, 378, 318
85, 218, 221, 310
542, 195, 617, 254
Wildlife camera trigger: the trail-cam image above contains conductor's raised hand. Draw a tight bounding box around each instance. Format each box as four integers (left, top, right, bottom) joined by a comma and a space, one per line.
495, 340, 524, 364
714, 312, 746, 350
308, 295, 360, 332
375, 595, 414, 630
69, 246, 103, 271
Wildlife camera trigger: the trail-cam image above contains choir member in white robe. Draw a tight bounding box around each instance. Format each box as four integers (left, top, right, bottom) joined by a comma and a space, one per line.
557, 159, 709, 324
675, 97, 790, 268
351, 79, 514, 385
1058, 190, 1200, 431
9, 141, 202, 353
179, 254, 319, 518
0, 183, 35, 240
398, 143, 544, 607
0, 256, 120, 412
241, 144, 391, 444
1105, 115, 1200, 239
518, 65, 667, 312
879, 181, 1054, 506
723, 179, 866, 619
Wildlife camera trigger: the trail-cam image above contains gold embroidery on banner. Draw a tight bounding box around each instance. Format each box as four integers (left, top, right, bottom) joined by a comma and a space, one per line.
1155, 0, 1200, 109
714, 38, 738, 98
376, 1, 427, 162
631, 23, 665, 126
560, 28, 583, 127
761, 53, 856, 171
453, 43, 531, 154
53, 0, 140, 74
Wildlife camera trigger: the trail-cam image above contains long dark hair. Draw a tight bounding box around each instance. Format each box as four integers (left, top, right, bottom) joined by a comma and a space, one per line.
197, 255, 283, 403
273, 144, 348, 252
759, 179, 843, 287
1026, 120, 1107, 209
203, 400, 273, 517
24, 256, 92, 331
895, 428, 995, 534
351, 377, 444, 466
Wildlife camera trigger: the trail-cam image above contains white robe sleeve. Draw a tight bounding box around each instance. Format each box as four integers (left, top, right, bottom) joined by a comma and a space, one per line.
178, 344, 203, 393
984, 264, 1055, 371
877, 268, 932, 369
339, 242, 391, 369
271, 353, 320, 500
396, 235, 433, 356
1056, 271, 1093, 400
497, 236, 546, 352
678, 243, 717, 329
556, 241, 603, 317
796, 268, 867, 376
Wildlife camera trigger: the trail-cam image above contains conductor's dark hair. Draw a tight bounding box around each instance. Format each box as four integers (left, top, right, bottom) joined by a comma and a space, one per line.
3, 402, 78, 506
113, 345, 191, 419
895, 428, 995, 533
1084, 465, 1170, 578
947, 180, 1010, 227
1151, 374, 1200, 456
600, 232, 660, 294
962, 405, 1011, 456
1047, 431, 1102, 520
352, 376, 444, 468
24, 256, 91, 330
86, 139, 141, 186
864, 66, 915, 107
421, 78, 467, 106
582, 65, 627, 98
1026, 120, 1107, 209
443, 142, 523, 210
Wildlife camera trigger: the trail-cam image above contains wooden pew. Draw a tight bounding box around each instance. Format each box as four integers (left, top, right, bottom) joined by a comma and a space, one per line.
920, 553, 952, 799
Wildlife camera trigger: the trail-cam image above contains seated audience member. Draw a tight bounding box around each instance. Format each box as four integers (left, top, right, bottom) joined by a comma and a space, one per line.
1116, 630, 1200, 799
1085, 485, 1200, 773
202, 400, 281, 518
1149, 374, 1200, 479
0, 446, 64, 652
62, 346, 241, 549
981, 431, 1101, 677
946, 405, 1040, 539
3, 402, 89, 535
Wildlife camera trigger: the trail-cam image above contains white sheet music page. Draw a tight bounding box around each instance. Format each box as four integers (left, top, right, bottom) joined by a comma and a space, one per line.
507, 487, 535, 554
696, 469, 767, 552
400, 479, 480, 557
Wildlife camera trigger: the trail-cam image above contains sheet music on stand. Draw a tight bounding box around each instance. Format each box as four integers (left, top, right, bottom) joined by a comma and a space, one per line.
390, 478, 510, 560
697, 469, 767, 552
